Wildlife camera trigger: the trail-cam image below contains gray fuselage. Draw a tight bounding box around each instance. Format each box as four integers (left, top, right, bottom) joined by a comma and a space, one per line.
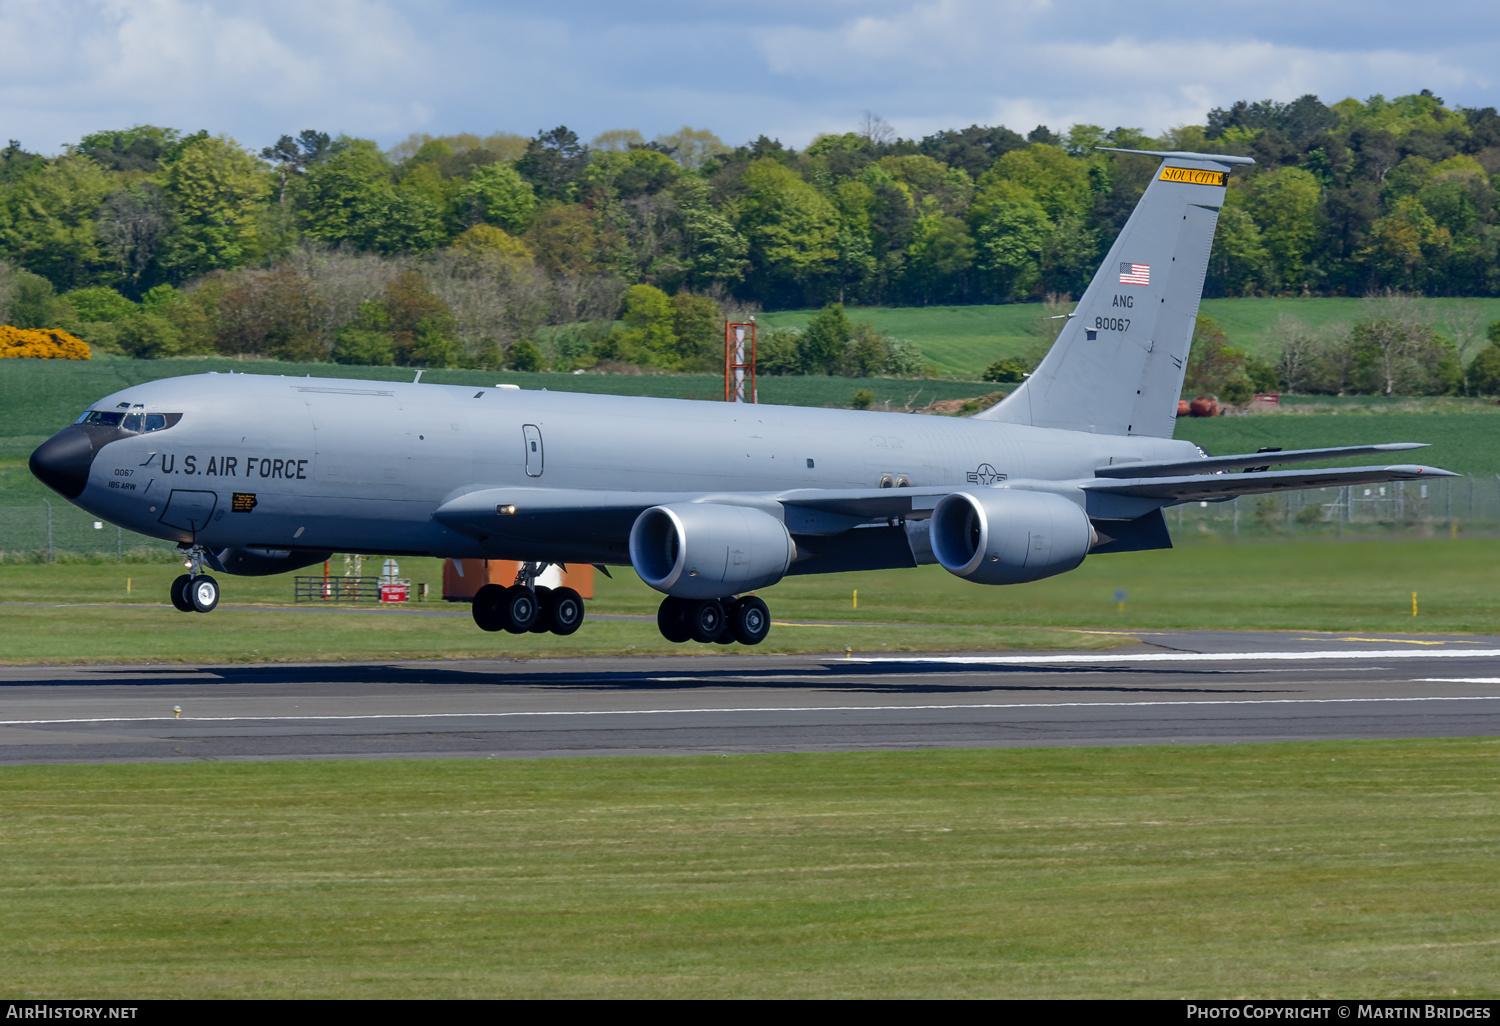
58, 372, 1201, 565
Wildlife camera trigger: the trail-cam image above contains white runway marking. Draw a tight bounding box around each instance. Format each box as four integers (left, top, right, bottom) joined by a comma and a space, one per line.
854, 649, 1500, 665
4, 694, 1499, 728
1419, 678, 1500, 685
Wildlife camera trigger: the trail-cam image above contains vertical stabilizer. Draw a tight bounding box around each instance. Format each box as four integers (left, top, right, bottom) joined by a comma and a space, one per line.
974, 149, 1253, 436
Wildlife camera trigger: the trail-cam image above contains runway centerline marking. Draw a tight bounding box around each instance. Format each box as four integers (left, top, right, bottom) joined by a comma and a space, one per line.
853, 649, 1500, 665
4, 694, 1499, 728
1298, 637, 1479, 646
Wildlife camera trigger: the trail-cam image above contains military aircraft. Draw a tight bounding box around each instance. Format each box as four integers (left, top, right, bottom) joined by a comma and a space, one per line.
30, 148, 1455, 646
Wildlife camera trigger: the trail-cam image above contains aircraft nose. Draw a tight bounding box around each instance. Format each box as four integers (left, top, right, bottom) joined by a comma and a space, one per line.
30, 427, 96, 499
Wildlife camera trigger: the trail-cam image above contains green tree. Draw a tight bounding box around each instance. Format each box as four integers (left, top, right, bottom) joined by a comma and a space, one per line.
756, 327, 804, 375
1184, 315, 1251, 397
515, 127, 589, 202
801, 303, 853, 374
382, 271, 456, 366
62, 286, 136, 322
6, 269, 62, 328
969, 180, 1049, 300
978, 144, 1090, 222
159, 136, 270, 276
668, 293, 723, 370
506, 338, 545, 371
1466, 344, 1500, 395
1245, 167, 1321, 290
115, 310, 186, 358
347, 191, 447, 255
735, 159, 840, 305
653, 127, 728, 170
458, 162, 538, 233
331, 300, 394, 366
1208, 205, 1272, 295
0, 155, 116, 289
904, 214, 973, 303
615, 284, 676, 364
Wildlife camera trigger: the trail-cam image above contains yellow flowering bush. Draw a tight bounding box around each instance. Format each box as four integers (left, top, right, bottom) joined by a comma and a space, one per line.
0, 326, 90, 360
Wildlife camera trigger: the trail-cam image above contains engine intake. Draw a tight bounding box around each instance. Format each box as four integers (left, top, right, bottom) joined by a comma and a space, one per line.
930, 489, 1094, 585
629, 503, 794, 599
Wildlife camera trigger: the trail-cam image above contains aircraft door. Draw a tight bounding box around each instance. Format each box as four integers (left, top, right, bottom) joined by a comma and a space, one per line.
523, 424, 543, 477
158, 488, 218, 536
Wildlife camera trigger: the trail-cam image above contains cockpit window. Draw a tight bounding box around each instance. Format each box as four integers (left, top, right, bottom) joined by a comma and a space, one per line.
75, 410, 182, 433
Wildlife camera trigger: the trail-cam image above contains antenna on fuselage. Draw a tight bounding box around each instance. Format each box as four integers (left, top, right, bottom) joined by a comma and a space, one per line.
413, 370, 423, 384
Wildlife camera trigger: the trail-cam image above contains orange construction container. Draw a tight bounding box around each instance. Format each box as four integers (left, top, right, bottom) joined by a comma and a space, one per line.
442, 559, 594, 601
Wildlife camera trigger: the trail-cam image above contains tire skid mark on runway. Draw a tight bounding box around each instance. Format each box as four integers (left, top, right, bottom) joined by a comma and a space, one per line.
8, 693, 1500, 727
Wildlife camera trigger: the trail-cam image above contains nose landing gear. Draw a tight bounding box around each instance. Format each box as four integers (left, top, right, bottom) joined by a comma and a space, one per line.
170, 547, 220, 614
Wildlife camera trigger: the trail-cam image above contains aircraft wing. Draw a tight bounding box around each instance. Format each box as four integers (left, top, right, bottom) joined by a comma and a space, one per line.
1082, 463, 1457, 503
433, 484, 955, 573
433, 484, 950, 540
1093, 443, 1429, 478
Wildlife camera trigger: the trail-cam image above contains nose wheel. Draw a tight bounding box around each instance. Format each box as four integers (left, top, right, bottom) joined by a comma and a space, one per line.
170, 547, 221, 613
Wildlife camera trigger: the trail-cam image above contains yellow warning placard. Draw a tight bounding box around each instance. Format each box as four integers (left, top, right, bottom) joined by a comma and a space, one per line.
1160, 167, 1228, 186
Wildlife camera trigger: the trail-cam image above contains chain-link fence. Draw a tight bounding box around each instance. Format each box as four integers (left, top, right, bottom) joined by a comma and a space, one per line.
0, 502, 178, 563
4, 475, 1499, 563
1167, 475, 1500, 539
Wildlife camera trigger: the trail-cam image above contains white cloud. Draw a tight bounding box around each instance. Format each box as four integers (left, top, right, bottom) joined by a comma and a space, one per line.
0, 0, 1495, 155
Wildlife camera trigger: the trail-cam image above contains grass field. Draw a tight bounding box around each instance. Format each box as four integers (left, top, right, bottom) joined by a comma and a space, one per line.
2, 741, 1496, 998
2, 536, 1496, 663
1176, 401, 1500, 477
761, 296, 1500, 378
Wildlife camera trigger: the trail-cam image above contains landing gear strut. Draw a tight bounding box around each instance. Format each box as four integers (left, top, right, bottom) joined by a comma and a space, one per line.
170, 546, 220, 614
470, 562, 586, 636
656, 595, 770, 646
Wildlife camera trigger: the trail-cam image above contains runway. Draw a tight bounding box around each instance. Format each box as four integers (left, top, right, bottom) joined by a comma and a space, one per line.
2, 629, 1498, 764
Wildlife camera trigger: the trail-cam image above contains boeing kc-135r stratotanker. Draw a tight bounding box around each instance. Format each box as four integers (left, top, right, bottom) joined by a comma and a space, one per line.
30, 149, 1456, 645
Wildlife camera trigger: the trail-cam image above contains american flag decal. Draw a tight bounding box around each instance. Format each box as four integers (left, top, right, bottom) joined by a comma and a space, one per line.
1119, 262, 1150, 285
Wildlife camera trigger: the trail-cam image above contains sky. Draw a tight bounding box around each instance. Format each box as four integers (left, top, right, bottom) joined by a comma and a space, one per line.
2, 0, 1496, 155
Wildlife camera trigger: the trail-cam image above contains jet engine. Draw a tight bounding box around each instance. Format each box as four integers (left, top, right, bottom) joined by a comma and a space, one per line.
929, 489, 1095, 585
629, 502, 795, 599
207, 547, 333, 577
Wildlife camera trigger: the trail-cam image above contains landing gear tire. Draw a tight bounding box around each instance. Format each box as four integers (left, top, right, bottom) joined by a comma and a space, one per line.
501, 585, 539, 634
714, 598, 739, 644
471, 584, 507, 632
170, 574, 194, 613
188, 575, 220, 613
729, 595, 770, 646
657, 596, 692, 643
689, 598, 726, 644
528, 586, 554, 634
549, 587, 584, 636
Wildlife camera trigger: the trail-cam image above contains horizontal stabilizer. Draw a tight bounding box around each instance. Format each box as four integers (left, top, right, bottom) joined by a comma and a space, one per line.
1094, 443, 1429, 479
1084, 464, 1457, 503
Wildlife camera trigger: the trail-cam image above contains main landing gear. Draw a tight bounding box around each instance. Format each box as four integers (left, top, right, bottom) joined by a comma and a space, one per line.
169, 546, 220, 614
656, 595, 770, 646
471, 562, 584, 636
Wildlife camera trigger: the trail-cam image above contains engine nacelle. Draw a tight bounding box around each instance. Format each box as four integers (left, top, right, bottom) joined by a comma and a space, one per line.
207, 547, 333, 577
929, 489, 1094, 585
629, 503, 794, 599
